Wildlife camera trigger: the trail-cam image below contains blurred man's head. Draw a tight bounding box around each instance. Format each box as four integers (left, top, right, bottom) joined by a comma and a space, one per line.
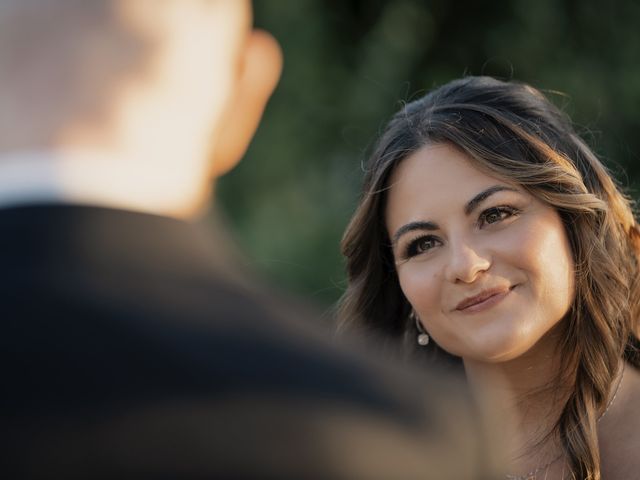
0, 0, 281, 216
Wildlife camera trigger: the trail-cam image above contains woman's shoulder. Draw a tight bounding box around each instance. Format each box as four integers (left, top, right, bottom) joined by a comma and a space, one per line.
599, 362, 640, 478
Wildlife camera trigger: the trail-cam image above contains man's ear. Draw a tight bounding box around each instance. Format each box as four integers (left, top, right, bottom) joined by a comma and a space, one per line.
211, 29, 282, 178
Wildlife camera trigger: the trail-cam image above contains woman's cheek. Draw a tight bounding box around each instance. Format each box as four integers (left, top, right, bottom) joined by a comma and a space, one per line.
400, 263, 466, 356
398, 262, 444, 318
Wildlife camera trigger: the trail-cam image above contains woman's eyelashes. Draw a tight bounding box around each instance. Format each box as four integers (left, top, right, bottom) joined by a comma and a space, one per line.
476, 205, 521, 228
399, 204, 521, 260
404, 235, 442, 258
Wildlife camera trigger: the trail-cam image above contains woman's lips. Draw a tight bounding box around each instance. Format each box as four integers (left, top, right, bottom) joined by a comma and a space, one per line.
455, 286, 514, 313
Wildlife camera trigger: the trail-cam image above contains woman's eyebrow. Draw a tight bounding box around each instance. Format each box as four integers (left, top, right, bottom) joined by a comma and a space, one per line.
392, 220, 439, 245
391, 185, 518, 245
464, 185, 519, 215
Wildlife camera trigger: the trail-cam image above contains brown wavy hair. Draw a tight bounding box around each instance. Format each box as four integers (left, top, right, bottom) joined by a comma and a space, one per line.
338, 76, 640, 479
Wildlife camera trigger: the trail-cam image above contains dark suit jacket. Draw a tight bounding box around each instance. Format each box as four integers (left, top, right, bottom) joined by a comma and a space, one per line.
0, 205, 496, 479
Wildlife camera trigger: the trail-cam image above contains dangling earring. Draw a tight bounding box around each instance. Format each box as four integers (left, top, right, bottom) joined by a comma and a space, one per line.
410, 310, 429, 346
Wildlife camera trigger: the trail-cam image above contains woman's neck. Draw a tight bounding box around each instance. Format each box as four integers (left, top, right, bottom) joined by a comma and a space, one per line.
463, 329, 571, 476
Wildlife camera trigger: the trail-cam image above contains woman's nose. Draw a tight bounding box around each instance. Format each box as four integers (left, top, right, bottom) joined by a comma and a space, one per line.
444, 238, 491, 284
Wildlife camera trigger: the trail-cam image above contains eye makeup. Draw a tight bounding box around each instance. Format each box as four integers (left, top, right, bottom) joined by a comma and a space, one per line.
395, 203, 523, 262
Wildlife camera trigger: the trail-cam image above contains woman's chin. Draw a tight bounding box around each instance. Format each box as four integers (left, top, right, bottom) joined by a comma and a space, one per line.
440, 330, 535, 364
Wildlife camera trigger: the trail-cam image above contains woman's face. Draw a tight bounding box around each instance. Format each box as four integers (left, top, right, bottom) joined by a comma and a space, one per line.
385, 144, 575, 362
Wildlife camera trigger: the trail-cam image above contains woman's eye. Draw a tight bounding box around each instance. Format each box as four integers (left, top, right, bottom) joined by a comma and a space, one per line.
405, 236, 441, 258
479, 206, 519, 227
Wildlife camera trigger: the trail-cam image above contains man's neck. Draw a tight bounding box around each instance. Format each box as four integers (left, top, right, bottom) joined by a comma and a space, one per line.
0, 149, 210, 218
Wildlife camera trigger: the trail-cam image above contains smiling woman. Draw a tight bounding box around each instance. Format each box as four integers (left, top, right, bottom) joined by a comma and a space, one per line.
386, 144, 575, 364
338, 76, 640, 479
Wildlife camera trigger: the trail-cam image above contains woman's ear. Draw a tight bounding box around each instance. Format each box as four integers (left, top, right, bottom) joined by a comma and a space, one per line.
210, 29, 282, 178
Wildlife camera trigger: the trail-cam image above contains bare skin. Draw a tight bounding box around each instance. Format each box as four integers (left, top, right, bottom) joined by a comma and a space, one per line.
0, 0, 282, 219
386, 143, 640, 479
468, 356, 638, 479
464, 325, 571, 478
598, 362, 640, 479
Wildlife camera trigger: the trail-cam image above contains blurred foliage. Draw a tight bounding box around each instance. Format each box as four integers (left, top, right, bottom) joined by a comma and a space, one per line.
217, 0, 640, 308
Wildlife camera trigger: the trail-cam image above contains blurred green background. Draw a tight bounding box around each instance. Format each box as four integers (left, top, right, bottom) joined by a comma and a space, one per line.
217, 0, 640, 309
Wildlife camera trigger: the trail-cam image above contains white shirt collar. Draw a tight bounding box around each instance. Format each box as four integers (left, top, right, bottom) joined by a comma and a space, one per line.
0, 150, 207, 217
0, 151, 64, 209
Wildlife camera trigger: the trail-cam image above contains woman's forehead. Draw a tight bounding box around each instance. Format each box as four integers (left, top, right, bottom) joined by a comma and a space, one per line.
383, 144, 526, 231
